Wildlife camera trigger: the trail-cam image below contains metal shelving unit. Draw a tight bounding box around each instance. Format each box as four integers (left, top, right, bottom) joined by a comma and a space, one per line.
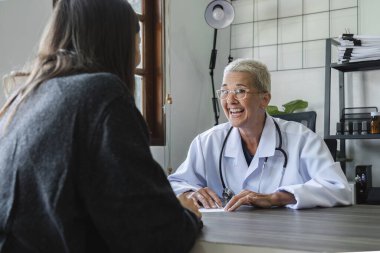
324, 38, 380, 173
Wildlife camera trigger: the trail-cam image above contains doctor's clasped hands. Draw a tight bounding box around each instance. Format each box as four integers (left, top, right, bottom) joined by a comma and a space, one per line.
182, 187, 296, 211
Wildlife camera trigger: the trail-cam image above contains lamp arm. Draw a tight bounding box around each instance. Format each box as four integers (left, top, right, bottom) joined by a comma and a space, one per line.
209, 29, 220, 125
209, 29, 218, 69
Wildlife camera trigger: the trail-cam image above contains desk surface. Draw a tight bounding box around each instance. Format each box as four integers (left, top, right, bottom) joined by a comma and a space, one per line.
193, 205, 380, 253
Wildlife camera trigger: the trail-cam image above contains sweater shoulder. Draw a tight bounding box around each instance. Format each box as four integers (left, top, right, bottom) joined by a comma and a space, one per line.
50, 72, 129, 101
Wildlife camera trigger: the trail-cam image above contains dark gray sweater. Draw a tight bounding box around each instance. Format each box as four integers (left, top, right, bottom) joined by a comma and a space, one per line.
0, 73, 201, 253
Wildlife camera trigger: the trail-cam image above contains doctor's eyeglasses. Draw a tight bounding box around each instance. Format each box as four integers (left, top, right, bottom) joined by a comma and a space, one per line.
216, 88, 262, 100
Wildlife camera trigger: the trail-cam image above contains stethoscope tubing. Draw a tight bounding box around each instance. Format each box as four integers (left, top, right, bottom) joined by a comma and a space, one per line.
219, 118, 288, 195
219, 126, 233, 189
273, 119, 288, 168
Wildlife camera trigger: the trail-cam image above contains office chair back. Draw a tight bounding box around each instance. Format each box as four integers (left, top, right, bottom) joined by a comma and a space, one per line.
323, 139, 337, 161
272, 111, 317, 132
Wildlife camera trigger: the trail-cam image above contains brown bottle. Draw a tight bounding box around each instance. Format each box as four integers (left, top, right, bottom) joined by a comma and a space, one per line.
370, 112, 380, 134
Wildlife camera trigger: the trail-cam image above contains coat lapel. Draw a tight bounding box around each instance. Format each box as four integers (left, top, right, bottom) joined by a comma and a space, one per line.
245, 115, 277, 178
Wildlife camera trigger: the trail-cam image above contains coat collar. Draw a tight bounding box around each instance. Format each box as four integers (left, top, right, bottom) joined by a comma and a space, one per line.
258, 114, 277, 158
223, 113, 277, 159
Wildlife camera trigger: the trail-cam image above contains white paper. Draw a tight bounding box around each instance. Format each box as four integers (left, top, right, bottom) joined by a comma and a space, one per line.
199, 208, 226, 213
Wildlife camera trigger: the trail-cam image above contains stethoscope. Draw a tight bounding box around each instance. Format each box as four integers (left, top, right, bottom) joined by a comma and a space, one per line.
219, 118, 288, 205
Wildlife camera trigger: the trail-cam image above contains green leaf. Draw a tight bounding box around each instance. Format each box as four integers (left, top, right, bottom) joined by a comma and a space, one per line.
282, 100, 308, 113
266, 105, 282, 115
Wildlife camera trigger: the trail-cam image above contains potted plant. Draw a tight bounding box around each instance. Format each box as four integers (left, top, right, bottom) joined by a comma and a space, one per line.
266, 99, 308, 115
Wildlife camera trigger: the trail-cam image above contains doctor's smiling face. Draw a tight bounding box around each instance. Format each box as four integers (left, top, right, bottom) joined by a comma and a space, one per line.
220, 71, 271, 130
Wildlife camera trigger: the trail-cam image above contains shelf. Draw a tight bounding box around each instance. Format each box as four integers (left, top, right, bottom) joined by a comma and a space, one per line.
324, 38, 380, 174
336, 157, 353, 162
325, 134, 380, 140
331, 60, 380, 72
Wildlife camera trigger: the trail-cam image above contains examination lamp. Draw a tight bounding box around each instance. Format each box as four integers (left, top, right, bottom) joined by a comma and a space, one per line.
204, 0, 235, 125
205, 0, 235, 29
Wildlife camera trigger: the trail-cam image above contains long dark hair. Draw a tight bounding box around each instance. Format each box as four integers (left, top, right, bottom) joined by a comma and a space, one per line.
0, 0, 140, 125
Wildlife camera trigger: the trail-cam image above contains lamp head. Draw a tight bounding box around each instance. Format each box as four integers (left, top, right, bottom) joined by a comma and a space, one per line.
205, 0, 235, 29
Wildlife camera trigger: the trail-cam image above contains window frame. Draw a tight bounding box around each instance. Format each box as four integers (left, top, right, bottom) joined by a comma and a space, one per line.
138, 0, 165, 146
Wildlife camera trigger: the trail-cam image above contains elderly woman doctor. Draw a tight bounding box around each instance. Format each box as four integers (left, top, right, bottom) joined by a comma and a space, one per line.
168, 59, 352, 211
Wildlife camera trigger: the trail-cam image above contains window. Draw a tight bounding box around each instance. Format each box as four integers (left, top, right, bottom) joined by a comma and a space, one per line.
53, 0, 165, 146
129, 0, 165, 146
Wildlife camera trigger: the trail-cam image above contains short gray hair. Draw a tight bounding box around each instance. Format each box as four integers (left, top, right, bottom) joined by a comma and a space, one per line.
224, 58, 271, 92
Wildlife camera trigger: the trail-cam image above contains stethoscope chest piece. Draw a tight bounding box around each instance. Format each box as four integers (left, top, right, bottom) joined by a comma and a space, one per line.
222, 187, 234, 206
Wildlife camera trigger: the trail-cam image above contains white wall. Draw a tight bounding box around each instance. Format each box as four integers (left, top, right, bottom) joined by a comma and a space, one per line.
160, 0, 230, 172
0, 0, 52, 104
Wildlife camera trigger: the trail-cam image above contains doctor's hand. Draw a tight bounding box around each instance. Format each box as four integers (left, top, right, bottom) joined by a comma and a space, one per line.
182, 187, 223, 209
224, 190, 296, 211
177, 194, 202, 219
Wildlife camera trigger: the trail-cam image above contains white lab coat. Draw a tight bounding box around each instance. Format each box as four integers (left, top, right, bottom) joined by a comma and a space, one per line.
168, 115, 352, 209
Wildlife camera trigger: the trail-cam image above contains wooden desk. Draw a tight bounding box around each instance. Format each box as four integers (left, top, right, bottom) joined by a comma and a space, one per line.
191, 205, 380, 253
